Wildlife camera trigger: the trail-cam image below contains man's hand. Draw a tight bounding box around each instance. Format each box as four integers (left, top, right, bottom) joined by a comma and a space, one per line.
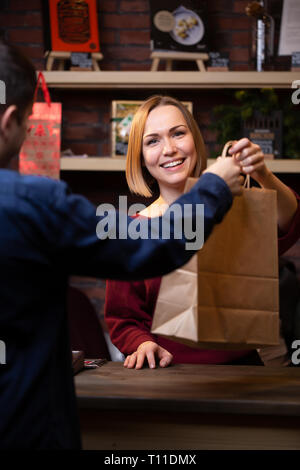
203, 155, 244, 196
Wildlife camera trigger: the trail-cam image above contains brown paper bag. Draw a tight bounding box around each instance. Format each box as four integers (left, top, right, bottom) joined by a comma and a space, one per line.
151, 141, 279, 349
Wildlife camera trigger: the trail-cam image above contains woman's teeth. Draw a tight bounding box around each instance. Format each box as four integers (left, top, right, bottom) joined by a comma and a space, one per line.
162, 159, 184, 168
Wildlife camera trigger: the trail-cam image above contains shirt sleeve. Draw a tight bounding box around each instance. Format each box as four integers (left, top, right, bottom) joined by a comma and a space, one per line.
278, 190, 300, 256
104, 278, 161, 354
51, 172, 233, 281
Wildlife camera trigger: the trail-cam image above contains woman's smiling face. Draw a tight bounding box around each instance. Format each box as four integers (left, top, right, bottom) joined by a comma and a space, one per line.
142, 105, 197, 193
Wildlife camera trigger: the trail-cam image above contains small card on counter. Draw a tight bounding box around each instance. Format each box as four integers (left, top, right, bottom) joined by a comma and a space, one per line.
84, 359, 107, 369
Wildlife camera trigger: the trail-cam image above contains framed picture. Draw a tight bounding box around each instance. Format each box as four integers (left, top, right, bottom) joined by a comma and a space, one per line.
111, 100, 193, 157
150, 0, 207, 53
48, 0, 100, 52
278, 0, 300, 56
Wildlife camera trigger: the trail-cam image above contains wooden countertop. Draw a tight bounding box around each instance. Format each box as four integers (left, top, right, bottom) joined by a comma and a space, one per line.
75, 362, 300, 417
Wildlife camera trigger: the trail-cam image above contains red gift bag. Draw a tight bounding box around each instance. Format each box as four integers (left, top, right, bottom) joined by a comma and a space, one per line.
19, 72, 62, 179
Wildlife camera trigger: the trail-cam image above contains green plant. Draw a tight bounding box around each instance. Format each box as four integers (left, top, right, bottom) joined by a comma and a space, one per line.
209, 88, 300, 158
235, 88, 279, 118
210, 103, 241, 156
282, 101, 300, 159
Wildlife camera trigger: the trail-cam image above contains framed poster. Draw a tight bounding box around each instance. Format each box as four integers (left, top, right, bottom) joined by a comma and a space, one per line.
278, 0, 300, 55
48, 0, 100, 52
111, 100, 193, 157
150, 0, 207, 53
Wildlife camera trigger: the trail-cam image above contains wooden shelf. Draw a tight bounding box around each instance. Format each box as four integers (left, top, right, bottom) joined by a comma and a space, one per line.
264, 159, 300, 173
61, 157, 126, 171
43, 71, 300, 89
54, 71, 300, 174
60, 157, 300, 173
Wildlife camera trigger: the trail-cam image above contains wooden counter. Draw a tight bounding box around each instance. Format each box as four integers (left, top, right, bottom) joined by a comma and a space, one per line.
75, 362, 300, 450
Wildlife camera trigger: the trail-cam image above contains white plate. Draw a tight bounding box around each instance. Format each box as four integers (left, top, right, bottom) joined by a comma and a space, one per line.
170, 6, 204, 46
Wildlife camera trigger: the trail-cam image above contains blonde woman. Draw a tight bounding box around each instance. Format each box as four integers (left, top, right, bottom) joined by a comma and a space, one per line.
105, 95, 300, 369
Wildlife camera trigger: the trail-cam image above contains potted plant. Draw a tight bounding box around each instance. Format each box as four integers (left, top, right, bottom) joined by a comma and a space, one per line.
210, 88, 300, 159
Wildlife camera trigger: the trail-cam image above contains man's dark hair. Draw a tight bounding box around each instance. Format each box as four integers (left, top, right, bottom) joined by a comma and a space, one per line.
0, 41, 37, 121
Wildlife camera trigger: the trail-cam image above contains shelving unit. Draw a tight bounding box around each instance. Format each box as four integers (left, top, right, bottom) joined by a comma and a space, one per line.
46, 70, 299, 174
44, 70, 300, 90
60, 157, 300, 173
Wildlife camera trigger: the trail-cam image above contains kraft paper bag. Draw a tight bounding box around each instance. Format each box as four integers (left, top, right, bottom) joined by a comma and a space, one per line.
151, 141, 280, 349
19, 72, 62, 179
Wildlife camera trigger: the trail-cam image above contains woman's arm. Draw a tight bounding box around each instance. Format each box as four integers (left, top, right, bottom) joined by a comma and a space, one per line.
104, 278, 173, 369
277, 190, 300, 256
254, 169, 298, 233
104, 279, 157, 354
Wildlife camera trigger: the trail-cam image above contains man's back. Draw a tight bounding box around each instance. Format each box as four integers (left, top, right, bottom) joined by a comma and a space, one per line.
0, 168, 233, 448
0, 169, 81, 448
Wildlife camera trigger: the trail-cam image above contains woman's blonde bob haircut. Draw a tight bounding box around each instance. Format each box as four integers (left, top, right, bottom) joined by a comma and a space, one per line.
126, 95, 207, 197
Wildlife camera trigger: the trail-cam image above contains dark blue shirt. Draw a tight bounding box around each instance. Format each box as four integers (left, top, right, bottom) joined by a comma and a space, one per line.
0, 169, 232, 449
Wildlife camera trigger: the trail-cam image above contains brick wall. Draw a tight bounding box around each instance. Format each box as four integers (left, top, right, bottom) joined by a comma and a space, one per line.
0, 0, 289, 71
0, 0, 290, 159
0, 0, 290, 160
0, 0, 299, 337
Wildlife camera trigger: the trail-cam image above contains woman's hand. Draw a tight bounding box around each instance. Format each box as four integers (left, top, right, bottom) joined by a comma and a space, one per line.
123, 341, 173, 369
229, 138, 298, 232
228, 137, 270, 184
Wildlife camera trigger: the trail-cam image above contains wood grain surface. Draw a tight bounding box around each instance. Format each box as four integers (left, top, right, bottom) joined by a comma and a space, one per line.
75, 362, 300, 417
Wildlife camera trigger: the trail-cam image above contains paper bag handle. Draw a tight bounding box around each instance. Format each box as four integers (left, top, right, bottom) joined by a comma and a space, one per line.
33, 71, 52, 107
221, 141, 250, 189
